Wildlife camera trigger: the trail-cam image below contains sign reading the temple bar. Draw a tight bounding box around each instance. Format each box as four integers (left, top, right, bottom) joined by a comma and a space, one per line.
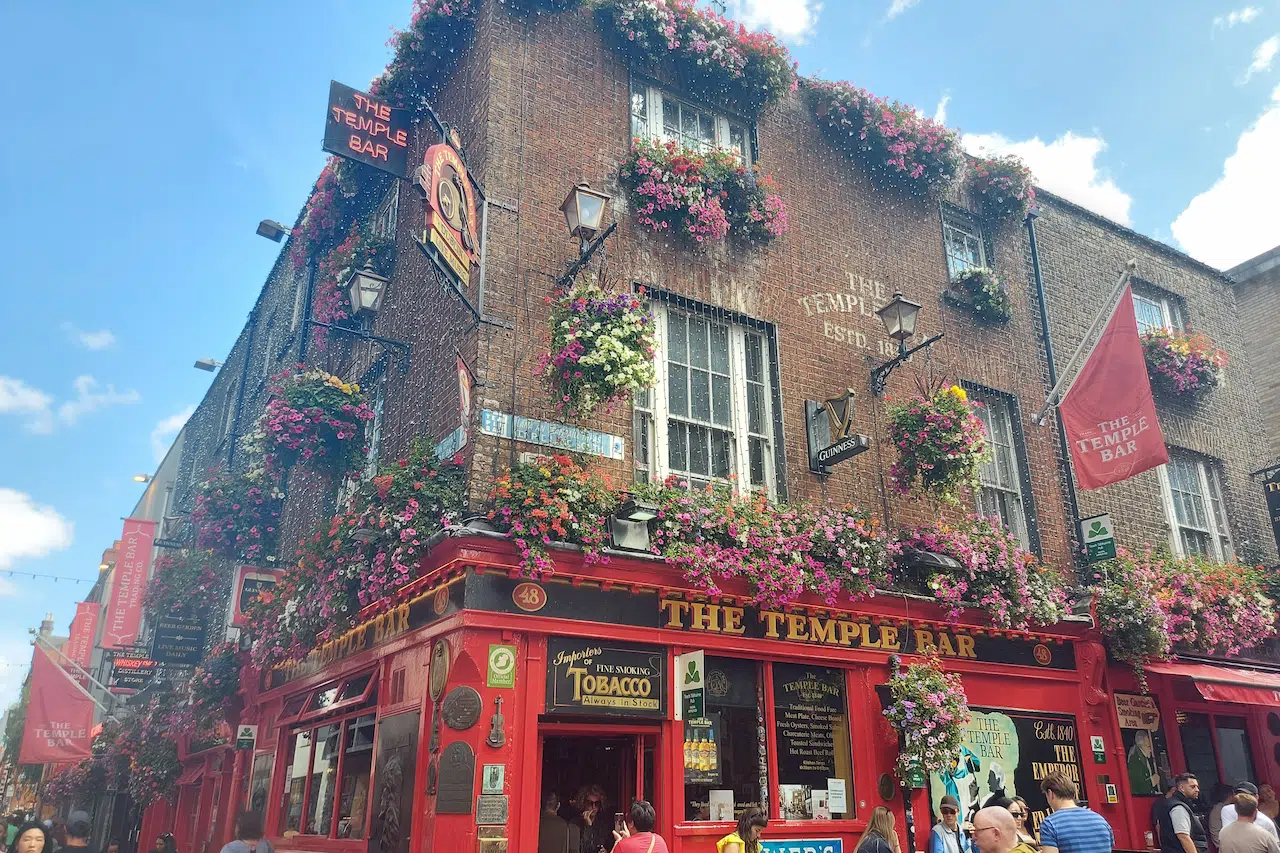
545, 637, 666, 717
417, 141, 479, 288
805, 390, 870, 474
1265, 468, 1280, 557
322, 81, 410, 177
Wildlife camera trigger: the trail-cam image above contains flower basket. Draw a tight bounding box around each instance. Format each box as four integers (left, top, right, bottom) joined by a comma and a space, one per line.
190, 471, 282, 563
143, 550, 227, 621
619, 138, 788, 247
537, 277, 656, 419
806, 78, 962, 196
597, 0, 797, 117
886, 385, 990, 504
968, 154, 1035, 220
1141, 328, 1226, 401
944, 267, 1012, 325
191, 642, 244, 724
882, 655, 970, 781
242, 367, 375, 479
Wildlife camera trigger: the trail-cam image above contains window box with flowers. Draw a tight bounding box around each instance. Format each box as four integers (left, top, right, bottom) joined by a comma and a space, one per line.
966, 154, 1036, 221
943, 267, 1013, 325
886, 384, 990, 505
882, 654, 970, 782
1141, 327, 1227, 402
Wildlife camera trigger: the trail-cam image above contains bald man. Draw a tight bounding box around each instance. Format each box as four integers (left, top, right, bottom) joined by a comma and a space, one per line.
973, 807, 1035, 853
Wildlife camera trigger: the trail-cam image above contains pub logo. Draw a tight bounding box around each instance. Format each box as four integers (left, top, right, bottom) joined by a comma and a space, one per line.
416, 141, 479, 289
805, 389, 871, 474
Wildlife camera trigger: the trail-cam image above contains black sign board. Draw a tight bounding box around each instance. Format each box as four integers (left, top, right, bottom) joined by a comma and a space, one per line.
805, 396, 871, 474
237, 572, 278, 623
151, 616, 206, 666
546, 637, 666, 717
1265, 470, 1280, 557
772, 663, 849, 791
323, 81, 410, 178
436, 741, 475, 815
110, 652, 157, 691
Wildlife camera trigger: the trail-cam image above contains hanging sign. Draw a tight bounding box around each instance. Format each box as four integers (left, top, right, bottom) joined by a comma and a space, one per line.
322, 81, 410, 177
675, 650, 705, 720
109, 650, 157, 692
232, 566, 282, 627
235, 724, 258, 750
103, 518, 156, 649
545, 638, 665, 717
18, 646, 95, 764
805, 390, 871, 473
66, 601, 100, 681
151, 616, 207, 666
1081, 513, 1117, 563
417, 142, 479, 288
1264, 469, 1280, 557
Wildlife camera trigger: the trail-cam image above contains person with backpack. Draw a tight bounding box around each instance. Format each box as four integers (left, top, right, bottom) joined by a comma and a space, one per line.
219, 813, 272, 853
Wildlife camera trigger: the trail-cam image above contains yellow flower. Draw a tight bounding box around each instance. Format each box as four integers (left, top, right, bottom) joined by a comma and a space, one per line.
327, 376, 343, 388
946, 385, 968, 402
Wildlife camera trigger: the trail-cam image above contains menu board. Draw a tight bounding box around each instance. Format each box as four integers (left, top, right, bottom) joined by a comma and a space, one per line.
545, 637, 666, 716
929, 708, 1087, 831
772, 664, 852, 819
1115, 693, 1171, 797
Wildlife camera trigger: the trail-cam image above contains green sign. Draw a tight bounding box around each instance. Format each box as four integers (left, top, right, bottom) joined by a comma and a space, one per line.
1082, 513, 1117, 564
905, 766, 927, 788
487, 644, 517, 688
235, 724, 258, 751
677, 651, 705, 719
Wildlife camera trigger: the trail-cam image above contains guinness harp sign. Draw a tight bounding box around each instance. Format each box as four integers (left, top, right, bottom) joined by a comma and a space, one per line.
805, 389, 871, 474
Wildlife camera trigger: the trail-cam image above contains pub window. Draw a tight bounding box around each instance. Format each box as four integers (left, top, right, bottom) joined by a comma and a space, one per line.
371, 182, 400, 240
685, 657, 767, 822
771, 663, 854, 820
942, 210, 986, 279
249, 752, 274, 814
1132, 285, 1183, 335
1157, 450, 1234, 561
967, 387, 1033, 550
639, 299, 782, 496
631, 80, 752, 164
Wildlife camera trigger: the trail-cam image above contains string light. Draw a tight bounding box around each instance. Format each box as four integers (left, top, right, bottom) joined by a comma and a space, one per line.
1, 570, 94, 585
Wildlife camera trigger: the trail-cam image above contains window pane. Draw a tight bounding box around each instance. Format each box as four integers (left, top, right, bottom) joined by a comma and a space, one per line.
669, 365, 689, 417
689, 317, 710, 368
307, 724, 342, 835
699, 113, 715, 147
685, 657, 766, 821
630, 84, 647, 136
281, 732, 312, 833
635, 388, 651, 411
711, 430, 731, 478
1215, 717, 1256, 789
691, 369, 712, 421
1133, 295, 1164, 335
749, 438, 766, 488
730, 125, 747, 161
635, 411, 650, 468
668, 313, 688, 363
745, 335, 764, 382
250, 753, 274, 815
340, 673, 372, 702
772, 664, 854, 820
663, 98, 680, 142
669, 420, 688, 472
689, 425, 710, 476
681, 103, 699, 139
1178, 712, 1221, 796
710, 324, 730, 374
712, 375, 731, 426
337, 715, 375, 839
310, 685, 340, 712
747, 384, 764, 435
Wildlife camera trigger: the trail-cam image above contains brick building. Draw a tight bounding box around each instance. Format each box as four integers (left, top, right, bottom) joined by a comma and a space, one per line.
1230, 245, 1280, 462
134, 3, 1280, 853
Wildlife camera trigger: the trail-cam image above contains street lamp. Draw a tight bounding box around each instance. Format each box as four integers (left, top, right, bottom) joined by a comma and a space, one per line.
560, 183, 611, 252
256, 220, 292, 242
132, 474, 153, 483
194, 358, 223, 372
345, 261, 390, 323
869, 290, 945, 395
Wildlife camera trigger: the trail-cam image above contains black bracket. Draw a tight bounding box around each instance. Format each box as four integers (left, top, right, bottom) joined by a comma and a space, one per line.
869, 333, 945, 395
308, 320, 412, 370
556, 222, 618, 289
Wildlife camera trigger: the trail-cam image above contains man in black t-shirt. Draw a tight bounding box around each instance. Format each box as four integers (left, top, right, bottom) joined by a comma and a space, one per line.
63, 813, 98, 853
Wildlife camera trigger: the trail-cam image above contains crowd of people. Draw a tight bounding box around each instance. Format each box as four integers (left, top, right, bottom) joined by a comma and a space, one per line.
1, 812, 270, 853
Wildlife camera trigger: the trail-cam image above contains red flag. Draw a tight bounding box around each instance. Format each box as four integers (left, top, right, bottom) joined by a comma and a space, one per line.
66, 602, 100, 678
18, 646, 94, 764
102, 518, 155, 649
1060, 285, 1169, 489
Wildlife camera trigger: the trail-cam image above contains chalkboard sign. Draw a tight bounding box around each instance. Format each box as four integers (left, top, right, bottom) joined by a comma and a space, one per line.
545, 637, 665, 717
772, 664, 849, 789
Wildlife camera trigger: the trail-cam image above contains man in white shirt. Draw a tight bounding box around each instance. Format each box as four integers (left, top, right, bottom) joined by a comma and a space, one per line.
1221, 794, 1280, 853
1224, 783, 1280, 841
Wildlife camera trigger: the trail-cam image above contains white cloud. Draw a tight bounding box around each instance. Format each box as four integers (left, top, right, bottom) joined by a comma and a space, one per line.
151, 404, 196, 463
0, 376, 54, 434
61, 322, 116, 351
728, 0, 821, 43
1171, 84, 1280, 270
933, 93, 951, 124
57, 375, 141, 426
1214, 7, 1261, 29
962, 131, 1133, 225
1241, 35, 1279, 83
886, 0, 919, 20
0, 489, 73, 570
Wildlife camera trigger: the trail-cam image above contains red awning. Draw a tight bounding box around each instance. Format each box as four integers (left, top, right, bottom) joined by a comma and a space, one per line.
175, 764, 204, 786
1144, 660, 1280, 706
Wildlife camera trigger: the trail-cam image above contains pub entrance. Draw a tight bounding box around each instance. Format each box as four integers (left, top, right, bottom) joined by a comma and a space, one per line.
538, 725, 658, 846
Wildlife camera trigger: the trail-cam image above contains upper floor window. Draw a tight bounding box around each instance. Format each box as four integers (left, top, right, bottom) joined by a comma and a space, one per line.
1132, 286, 1183, 335
942, 210, 986, 279
635, 300, 780, 496
969, 389, 1032, 549
371, 182, 400, 240
1159, 450, 1233, 561
631, 81, 751, 164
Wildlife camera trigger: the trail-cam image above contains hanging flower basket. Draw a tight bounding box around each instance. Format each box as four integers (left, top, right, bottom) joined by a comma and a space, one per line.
944, 267, 1013, 325
967, 154, 1035, 220
882, 654, 970, 781
241, 367, 375, 479
806, 78, 962, 196
619, 139, 788, 247
598, 0, 797, 116
190, 471, 282, 563
886, 385, 990, 504
191, 643, 244, 724
1141, 328, 1226, 401
537, 277, 656, 419
143, 550, 227, 621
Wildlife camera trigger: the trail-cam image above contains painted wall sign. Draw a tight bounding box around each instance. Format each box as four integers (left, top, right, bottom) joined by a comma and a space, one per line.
322, 81, 410, 177
928, 708, 1087, 832
545, 637, 666, 717
1264, 469, 1280, 557
479, 409, 625, 460
1114, 692, 1171, 797
797, 271, 895, 359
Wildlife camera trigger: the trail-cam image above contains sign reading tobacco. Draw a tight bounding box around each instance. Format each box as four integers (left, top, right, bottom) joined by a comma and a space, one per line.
323, 81, 410, 177
546, 637, 666, 717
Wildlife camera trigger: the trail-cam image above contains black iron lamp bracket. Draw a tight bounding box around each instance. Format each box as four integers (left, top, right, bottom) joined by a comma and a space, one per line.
869, 333, 945, 395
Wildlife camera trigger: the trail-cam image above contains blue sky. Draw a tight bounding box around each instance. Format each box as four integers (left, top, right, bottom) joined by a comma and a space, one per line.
1, 0, 1278, 710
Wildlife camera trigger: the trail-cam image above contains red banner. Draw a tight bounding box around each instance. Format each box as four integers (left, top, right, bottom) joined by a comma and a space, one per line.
1060, 285, 1169, 490
102, 518, 156, 649
18, 646, 94, 764
66, 602, 99, 673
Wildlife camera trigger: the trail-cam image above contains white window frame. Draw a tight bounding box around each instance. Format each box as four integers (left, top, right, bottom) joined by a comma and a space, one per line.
969, 389, 1031, 549
1132, 289, 1183, 336
638, 301, 778, 497
942, 211, 986, 279
630, 81, 752, 165
1157, 450, 1234, 561
363, 382, 386, 482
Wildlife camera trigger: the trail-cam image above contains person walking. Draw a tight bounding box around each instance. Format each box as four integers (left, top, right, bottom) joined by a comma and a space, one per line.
1259, 788, 1280, 823
1159, 773, 1208, 853
61, 814, 96, 853
1037, 770, 1114, 853
717, 806, 768, 853
856, 807, 902, 853
219, 812, 273, 853
931, 795, 973, 853
1220, 794, 1280, 853
971, 807, 1021, 853
610, 801, 669, 853
12, 823, 52, 853
1224, 785, 1280, 841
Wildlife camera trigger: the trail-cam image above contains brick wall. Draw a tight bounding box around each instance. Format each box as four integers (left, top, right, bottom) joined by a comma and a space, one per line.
1231, 246, 1280, 462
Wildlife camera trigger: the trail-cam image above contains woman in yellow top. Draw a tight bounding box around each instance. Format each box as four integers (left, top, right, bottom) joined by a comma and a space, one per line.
717, 807, 768, 853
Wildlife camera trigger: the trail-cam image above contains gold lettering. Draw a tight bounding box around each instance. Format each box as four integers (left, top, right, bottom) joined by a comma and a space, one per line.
809, 616, 837, 645
786, 614, 809, 641
838, 620, 859, 647
881, 626, 901, 651
914, 629, 936, 653
691, 602, 719, 632
861, 622, 882, 648
723, 606, 745, 635
762, 611, 785, 639
938, 633, 957, 657
956, 635, 977, 659
660, 599, 689, 629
